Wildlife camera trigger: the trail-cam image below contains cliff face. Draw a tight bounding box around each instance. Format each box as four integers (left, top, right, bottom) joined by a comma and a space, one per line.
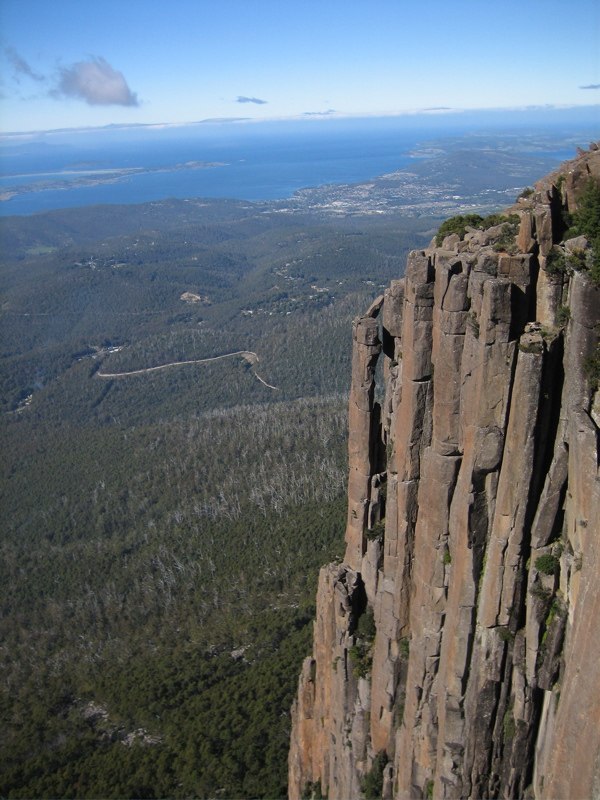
289, 147, 600, 800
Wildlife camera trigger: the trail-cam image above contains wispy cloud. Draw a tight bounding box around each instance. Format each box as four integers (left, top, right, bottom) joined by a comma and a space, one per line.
4, 46, 44, 83
53, 56, 138, 106
579, 83, 600, 90
236, 95, 268, 105
303, 109, 336, 116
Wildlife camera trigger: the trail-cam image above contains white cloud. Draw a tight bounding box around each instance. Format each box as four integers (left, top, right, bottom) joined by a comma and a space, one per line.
54, 56, 138, 106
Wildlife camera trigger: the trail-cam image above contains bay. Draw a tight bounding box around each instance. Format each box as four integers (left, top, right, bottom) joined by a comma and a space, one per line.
0, 109, 597, 216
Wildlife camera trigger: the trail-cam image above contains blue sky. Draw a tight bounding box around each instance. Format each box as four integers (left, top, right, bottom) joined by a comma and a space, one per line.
1, 0, 599, 133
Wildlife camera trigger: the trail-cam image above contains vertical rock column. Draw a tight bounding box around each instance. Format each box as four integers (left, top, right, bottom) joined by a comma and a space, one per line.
461, 328, 545, 800
535, 187, 566, 328
390, 252, 470, 796
412, 276, 519, 800
288, 564, 368, 800
370, 251, 436, 758
534, 271, 600, 800
345, 314, 383, 572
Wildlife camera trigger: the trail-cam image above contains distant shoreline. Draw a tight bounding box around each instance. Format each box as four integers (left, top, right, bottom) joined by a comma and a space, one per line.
0, 160, 227, 203
0, 118, 594, 217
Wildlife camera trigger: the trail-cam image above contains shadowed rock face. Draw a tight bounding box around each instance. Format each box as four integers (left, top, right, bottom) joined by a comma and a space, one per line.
289, 147, 600, 800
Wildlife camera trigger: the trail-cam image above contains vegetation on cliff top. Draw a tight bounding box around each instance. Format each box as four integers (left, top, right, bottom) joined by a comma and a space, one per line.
435, 176, 600, 286
568, 177, 600, 285
435, 212, 519, 247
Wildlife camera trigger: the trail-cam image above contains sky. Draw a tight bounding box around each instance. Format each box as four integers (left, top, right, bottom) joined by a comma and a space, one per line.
1, 0, 599, 134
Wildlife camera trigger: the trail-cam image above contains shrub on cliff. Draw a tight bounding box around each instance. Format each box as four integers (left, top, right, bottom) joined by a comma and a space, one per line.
349, 643, 372, 678
435, 212, 520, 248
301, 780, 325, 799
518, 186, 534, 199
356, 606, 376, 641
435, 214, 484, 245
545, 246, 568, 276
570, 178, 600, 240
584, 346, 600, 391
349, 607, 376, 678
360, 752, 388, 799
535, 554, 559, 575
568, 177, 600, 284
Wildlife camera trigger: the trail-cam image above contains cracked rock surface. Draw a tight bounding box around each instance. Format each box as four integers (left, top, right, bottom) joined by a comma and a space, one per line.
289, 146, 600, 800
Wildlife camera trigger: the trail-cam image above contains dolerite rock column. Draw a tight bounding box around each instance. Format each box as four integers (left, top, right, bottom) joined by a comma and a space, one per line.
345, 310, 383, 572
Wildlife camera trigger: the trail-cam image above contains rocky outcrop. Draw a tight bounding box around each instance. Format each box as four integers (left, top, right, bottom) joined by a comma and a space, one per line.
289, 146, 600, 799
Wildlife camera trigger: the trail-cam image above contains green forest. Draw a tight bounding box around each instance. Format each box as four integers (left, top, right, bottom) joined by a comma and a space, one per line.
0, 198, 435, 797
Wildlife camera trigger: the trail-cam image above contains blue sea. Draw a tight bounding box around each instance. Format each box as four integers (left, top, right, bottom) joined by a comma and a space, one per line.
0, 108, 597, 216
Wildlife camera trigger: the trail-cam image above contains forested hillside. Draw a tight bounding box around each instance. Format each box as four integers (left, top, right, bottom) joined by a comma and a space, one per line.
0, 199, 433, 797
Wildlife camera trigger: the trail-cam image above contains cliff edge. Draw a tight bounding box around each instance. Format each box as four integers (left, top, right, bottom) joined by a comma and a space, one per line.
289, 146, 600, 800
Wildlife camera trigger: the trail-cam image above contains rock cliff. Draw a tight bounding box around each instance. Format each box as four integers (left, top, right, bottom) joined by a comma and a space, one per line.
289, 146, 600, 799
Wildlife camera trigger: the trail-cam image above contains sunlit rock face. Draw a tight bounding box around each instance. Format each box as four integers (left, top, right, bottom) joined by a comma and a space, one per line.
289, 146, 600, 800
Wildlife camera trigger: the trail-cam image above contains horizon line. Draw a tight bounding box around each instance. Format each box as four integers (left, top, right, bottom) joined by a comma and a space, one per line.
1, 103, 599, 140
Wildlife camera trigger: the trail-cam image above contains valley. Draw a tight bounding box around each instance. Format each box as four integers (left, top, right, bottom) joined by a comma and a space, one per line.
0, 131, 595, 797
0, 193, 431, 797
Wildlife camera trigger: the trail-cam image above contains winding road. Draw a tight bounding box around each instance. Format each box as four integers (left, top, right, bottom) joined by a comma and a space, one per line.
96, 350, 279, 390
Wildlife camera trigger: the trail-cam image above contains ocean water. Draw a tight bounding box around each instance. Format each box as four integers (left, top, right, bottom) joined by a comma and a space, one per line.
0, 120, 423, 216
0, 110, 597, 216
